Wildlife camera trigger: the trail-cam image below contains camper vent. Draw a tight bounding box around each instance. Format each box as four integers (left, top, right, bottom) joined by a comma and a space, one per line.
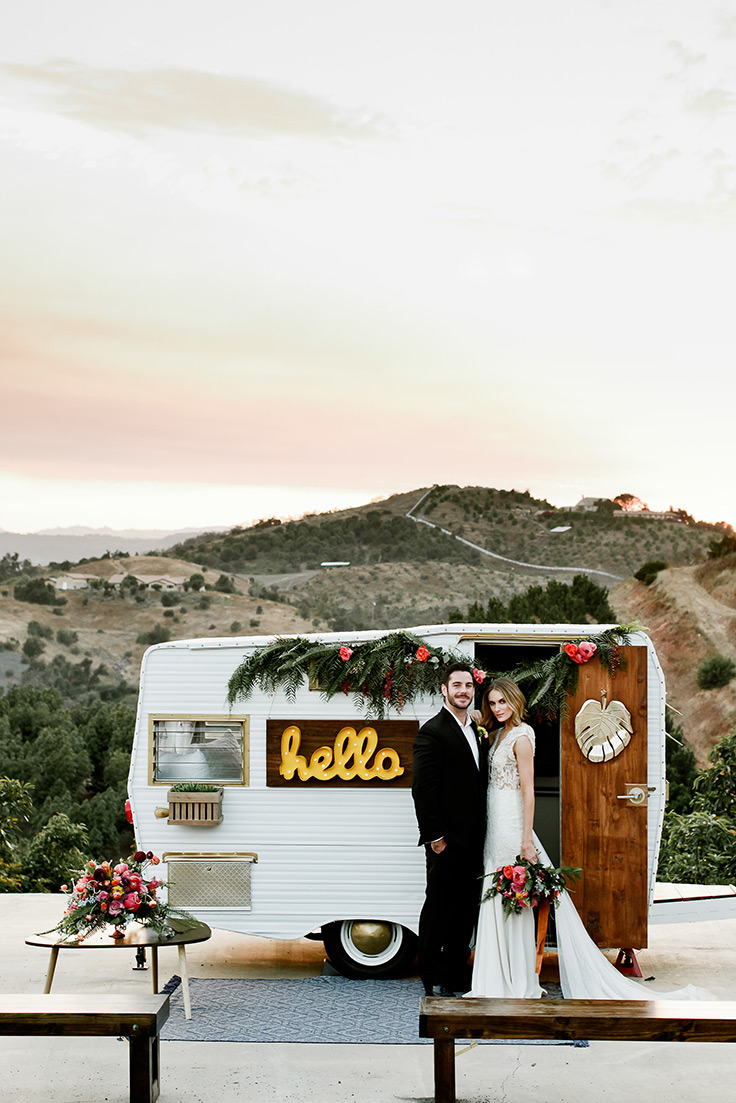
167, 858, 253, 909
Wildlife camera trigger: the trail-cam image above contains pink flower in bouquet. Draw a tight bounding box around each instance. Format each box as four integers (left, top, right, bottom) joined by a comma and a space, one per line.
114, 863, 128, 874
512, 865, 526, 880
60, 884, 68, 893
75, 879, 87, 893
123, 893, 141, 911
416, 646, 430, 662
126, 874, 142, 892
577, 641, 597, 662
150, 856, 160, 865
98, 891, 109, 900
108, 901, 123, 917
339, 646, 353, 661
148, 879, 161, 892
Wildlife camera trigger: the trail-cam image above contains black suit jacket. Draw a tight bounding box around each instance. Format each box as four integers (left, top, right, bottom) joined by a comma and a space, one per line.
411, 708, 488, 852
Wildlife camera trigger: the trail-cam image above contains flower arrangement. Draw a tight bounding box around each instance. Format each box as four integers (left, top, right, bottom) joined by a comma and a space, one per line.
483, 856, 581, 918
41, 851, 195, 942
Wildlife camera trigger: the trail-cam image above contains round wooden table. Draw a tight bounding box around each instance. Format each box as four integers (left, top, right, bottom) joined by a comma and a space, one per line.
26, 922, 211, 1020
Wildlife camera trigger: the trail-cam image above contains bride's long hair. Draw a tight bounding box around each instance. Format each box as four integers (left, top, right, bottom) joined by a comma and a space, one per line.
481, 677, 528, 730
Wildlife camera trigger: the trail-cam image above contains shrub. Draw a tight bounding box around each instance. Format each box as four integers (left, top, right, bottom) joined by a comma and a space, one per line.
136, 625, 171, 646
696, 654, 736, 691
27, 621, 53, 639
214, 574, 236, 594
634, 560, 667, 586
56, 629, 78, 647
197, 596, 211, 610
708, 534, 736, 559
163, 610, 174, 618
22, 637, 45, 659
161, 592, 178, 607
249, 619, 260, 628
14, 579, 63, 606
230, 621, 242, 633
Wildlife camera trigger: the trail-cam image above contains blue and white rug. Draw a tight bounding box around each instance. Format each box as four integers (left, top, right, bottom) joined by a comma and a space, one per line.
161, 975, 584, 1046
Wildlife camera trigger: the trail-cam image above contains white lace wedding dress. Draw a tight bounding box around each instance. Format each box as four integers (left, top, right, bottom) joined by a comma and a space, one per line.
466, 723, 704, 1001
466, 723, 543, 998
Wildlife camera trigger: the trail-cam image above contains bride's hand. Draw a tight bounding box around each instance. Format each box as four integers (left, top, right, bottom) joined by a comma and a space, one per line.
469, 709, 483, 724
520, 842, 538, 863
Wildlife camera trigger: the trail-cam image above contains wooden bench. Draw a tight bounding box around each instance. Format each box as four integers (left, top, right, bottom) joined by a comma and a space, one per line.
419, 996, 736, 1103
0, 993, 170, 1103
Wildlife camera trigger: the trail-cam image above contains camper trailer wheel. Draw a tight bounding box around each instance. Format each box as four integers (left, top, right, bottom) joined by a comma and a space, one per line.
322, 920, 417, 978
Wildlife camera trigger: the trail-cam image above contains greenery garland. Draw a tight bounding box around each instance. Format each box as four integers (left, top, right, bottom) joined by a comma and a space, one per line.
226, 623, 643, 720
226, 630, 471, 719
491, 623, 642, 719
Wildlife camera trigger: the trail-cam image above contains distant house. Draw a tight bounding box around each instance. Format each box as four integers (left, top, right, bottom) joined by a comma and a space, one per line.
108, 572, 187, 591
570, 497, 601, 513
49, 572, 99, 591
320, 562, 351, 569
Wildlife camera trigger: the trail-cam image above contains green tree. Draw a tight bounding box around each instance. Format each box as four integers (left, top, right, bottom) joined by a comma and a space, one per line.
0, 777, 33, 891
22, 812, 89, 892
665, 709, 697, 814
693, 729, 736, 819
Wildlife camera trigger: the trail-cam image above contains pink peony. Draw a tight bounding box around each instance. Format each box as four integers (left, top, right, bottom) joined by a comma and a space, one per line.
512, 865, 526, 879
472, 668, 486, 684
577, 641, 597, 662
123, 893, 141, 911
108, 901, 123, 917
339, 646, 353, 661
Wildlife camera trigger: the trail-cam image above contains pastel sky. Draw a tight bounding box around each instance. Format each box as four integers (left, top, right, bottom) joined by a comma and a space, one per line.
2, 1, 734, 532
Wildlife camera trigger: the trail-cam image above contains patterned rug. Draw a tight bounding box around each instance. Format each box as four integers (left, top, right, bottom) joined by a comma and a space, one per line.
161, 975, 585, 1045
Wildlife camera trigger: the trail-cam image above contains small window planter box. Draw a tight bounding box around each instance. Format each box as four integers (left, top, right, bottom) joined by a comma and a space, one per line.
167, 785, 224, 826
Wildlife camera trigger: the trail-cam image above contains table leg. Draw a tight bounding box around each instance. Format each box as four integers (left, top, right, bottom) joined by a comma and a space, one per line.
433, 1039, 455, 1103
151, 947, 159, 994
43, 947, 59, 994
178, 944, 192, 1020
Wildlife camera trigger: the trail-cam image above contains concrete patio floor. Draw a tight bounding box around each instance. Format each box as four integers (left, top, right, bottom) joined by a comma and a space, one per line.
1, 893, 734, 1103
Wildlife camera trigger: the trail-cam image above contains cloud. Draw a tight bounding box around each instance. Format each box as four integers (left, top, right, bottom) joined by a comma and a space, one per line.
685, 88, 736, 118
0, 58, 393, 141
666, 40, 706, 72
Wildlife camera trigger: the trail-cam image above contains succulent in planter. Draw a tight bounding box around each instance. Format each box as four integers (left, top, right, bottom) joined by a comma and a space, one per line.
167, 784, 224, 825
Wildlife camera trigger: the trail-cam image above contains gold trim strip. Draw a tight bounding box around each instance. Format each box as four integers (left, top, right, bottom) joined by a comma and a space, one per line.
162, 851, 258, 863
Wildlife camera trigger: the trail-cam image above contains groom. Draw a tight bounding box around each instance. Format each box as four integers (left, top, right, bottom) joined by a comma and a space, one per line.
412, 661, 488, 996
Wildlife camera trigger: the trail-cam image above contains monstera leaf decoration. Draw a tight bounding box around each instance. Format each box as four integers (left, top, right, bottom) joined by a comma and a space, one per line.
574, 691, 633, 763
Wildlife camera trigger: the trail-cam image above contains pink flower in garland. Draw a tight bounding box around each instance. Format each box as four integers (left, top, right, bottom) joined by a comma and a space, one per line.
339, 646, 353, 662
473, 667, 486, 684
577, 641, 597, 662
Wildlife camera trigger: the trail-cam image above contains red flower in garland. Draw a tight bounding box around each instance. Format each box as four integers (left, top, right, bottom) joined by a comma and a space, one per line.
339, 646, 353, 662
416, 646, 430, 662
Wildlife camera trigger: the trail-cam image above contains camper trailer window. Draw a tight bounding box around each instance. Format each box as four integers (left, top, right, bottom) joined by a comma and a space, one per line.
152, 717, 248, 784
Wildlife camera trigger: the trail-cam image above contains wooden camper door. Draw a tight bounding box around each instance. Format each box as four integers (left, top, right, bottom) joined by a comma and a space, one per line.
560, 646, 648, 948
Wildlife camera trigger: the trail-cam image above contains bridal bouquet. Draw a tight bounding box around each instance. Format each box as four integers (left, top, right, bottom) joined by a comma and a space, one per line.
484, 857, 581, 918
40, 851, 195, 942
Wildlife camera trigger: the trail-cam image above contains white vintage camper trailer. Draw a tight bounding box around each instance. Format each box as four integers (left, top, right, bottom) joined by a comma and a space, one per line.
127, 623, 666, 977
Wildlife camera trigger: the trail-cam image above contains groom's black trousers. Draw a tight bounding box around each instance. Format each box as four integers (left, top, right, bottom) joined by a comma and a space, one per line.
418, 841, 483, 993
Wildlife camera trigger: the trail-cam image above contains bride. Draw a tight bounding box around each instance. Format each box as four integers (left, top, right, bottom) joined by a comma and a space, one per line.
466, 677, 702, 1001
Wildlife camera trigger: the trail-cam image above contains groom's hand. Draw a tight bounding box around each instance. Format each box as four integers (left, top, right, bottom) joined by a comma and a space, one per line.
431, 838, 447, 854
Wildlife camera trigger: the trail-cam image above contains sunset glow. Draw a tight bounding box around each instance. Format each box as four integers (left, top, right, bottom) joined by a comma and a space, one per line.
2, 2, 734, 533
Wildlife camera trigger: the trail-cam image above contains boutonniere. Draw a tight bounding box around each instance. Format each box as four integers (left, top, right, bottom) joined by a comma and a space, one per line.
476, 725, 488, 740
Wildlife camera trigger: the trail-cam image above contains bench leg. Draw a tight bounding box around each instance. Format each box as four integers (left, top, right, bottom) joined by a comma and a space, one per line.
129, 1033, 161, 1103
433, 1038, 455, 1103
